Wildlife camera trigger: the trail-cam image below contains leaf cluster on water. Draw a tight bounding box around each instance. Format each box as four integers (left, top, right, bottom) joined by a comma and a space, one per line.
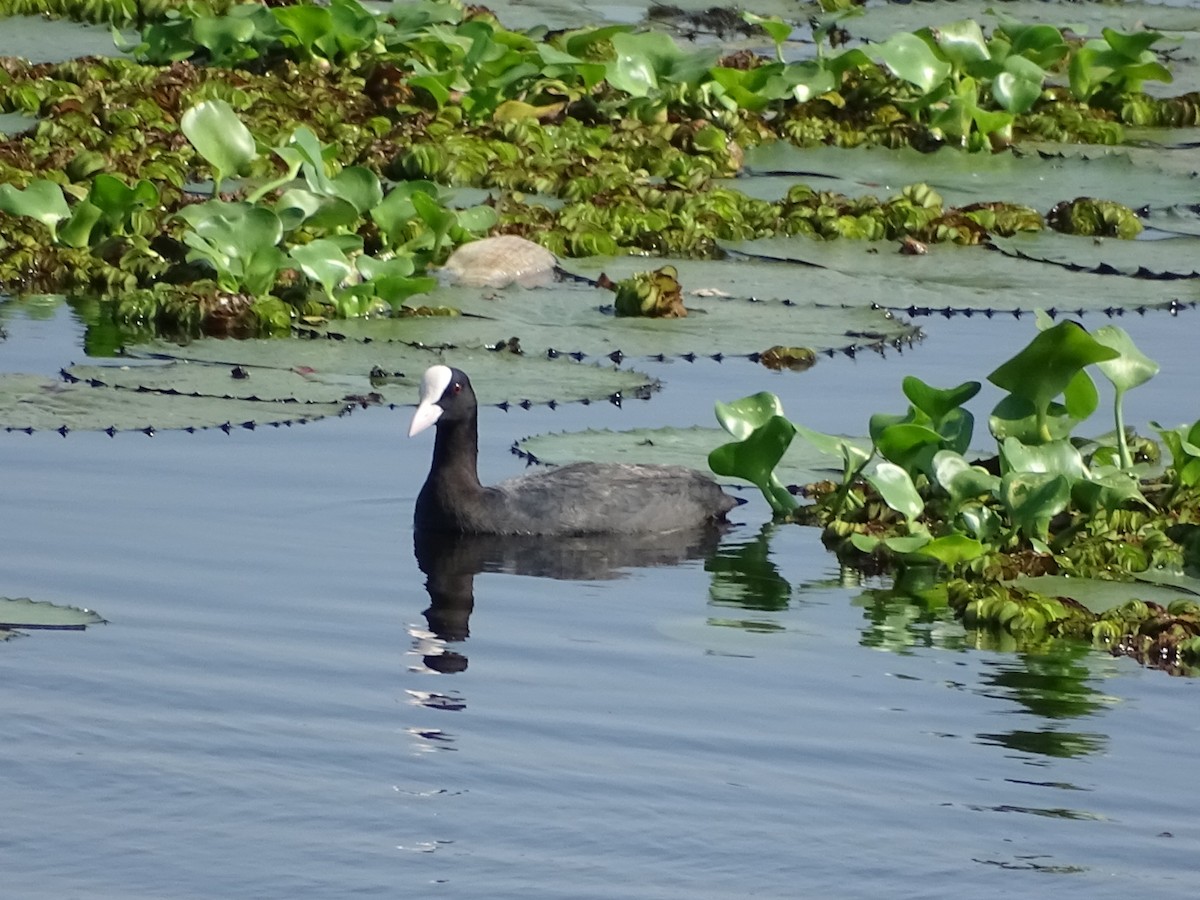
708, 315, 1200, 668
1, 0, 1196, 336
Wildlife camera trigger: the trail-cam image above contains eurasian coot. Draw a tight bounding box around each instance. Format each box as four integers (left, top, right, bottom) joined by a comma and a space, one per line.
408, 365, 738, 535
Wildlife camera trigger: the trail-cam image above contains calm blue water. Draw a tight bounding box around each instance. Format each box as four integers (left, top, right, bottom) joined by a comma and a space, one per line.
2, 303, 1199, 898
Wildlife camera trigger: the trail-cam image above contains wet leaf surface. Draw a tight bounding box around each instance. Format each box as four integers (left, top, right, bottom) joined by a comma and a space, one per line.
514, 424, 864, 487
1, 596, 105, 631
724, 237, 1197, 314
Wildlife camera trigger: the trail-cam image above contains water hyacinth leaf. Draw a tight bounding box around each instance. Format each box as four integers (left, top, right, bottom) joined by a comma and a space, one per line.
867, 461, 925, 522
0, 180, 70, 242
929, 19, 989, 71
605, 32, 718, 97
1001, 436, 1088, 480
1000, 471, 1071, 542
181, 100, 258, 195
1152, 421, 1200, 488
179, 202, 285, 296
371, 181, 441, 243
289, 239, 355, 299
913, 533, 986, 566
282, 126, 335, 194
1093, 326, 1160, 396
273, 4, 333, 58
0, 597, 105, 630
872, 421, 944, 475
58, 201, 103, 249
932, 450, 1000, 508
793, 422, 872, 469
358, 255, 416, 282
0, 373, 347, 432
874, 32, 952, 94
902, 376, 980, 424
989, 394, 1078, 444
992, 54, 1046, 114
988, 322, 1118, 439
1072, 469, 1151, 515
330, 166, 384, 215
708, 415, 798, 515
958, 504, 1002, 543
192, 11, 261, 63
1093, 325, 1159, 467
410, 190, 456, 251
715, 391, 786, 441
89, 174, 160, 231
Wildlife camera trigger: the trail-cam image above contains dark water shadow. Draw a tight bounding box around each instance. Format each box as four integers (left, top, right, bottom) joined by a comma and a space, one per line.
413, 526, 725, 673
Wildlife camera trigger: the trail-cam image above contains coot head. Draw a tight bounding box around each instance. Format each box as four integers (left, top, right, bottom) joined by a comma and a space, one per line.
409, 365, 476, 437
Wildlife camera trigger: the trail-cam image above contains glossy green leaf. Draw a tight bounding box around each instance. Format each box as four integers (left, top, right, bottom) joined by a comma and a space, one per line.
715, 391, 786, 441
1000, 436, 1087, 480
709, 414, 798, 515
988, 321, 1118, 441
914, 533, 986, 566
992, 55, 1045, 114
180, 100, 258, 196
931, 450, 1000, 508
902, 376, 980, 423
930, 19, 989, 71
0, 180, 70, 241
874, 32, 952, 94
1000, 471, 1071, 542
867, 461, 925, 522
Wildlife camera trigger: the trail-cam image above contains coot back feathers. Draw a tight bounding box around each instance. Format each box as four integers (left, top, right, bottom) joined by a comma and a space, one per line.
408, 365, 737, 535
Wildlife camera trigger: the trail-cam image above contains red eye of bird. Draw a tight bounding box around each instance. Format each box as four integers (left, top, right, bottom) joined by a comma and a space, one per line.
453, 383, 462, 395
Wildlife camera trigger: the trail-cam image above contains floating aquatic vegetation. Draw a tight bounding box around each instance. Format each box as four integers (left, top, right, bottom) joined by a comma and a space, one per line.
701, 314, 1200, 671
1, 596, 105, 640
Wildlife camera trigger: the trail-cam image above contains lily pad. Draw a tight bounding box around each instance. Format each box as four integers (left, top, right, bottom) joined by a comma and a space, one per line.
65, 360, 364, 406
738, 145, 1198, 215
325, 258, 922, 359
0, 373, 347, 434
1, 597, 105, 630
131, 339, 656, 406
1142, 205, 1200, 239
514, 425, 860, 486
1012, 575, 1200, 615
724, 237, 1196, 315
844, 1, 1200, 45
990, 232, 1200, 279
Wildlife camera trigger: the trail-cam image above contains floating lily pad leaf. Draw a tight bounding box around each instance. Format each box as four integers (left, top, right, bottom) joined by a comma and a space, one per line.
844, 1, 1200, 45
514, 425, 853, 486
0, 15, 136, 64
0, 373, 345, 433
1132, 569, 1200, 597
1, 597, 105, 631
1142, 205, 1200, 239
131, 340, 654, 407
65, 361, 360, 405
724, 237, 1193, 314
739, 145, 1197, 214
990, 232, 1200, 279
324, 258, 921, 359
1010, 575, 1198, 616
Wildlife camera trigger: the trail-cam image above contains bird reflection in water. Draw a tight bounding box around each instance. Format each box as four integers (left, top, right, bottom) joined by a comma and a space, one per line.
412, 525, 726, 673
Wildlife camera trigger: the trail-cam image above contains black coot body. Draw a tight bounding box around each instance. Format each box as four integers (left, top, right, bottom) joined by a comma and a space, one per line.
409, 365, 738, 535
